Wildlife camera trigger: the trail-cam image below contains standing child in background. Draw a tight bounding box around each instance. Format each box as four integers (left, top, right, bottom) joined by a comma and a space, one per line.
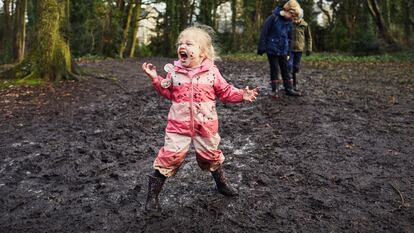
257, 0, 303, 98
289, 9, 312, 91
141, 26, 258, 211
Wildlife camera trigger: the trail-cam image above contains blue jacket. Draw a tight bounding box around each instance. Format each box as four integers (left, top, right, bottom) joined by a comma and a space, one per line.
257, 7, 292, 56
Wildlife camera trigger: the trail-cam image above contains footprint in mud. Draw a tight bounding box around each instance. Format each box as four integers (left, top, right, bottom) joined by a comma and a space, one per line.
82, 205, 93, 213
18, 162, 42, 176
119, 185, 142, 207
68, 184, 85, 192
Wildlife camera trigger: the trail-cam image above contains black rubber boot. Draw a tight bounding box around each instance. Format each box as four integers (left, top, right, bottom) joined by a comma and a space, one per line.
270, 79, 282, 91
270, 79, 282, 99
285, 88, 302, 96
285, 78, 302, 96
211, 166, 238, 197
145, 171, 166, 211
292, 72, 299, 91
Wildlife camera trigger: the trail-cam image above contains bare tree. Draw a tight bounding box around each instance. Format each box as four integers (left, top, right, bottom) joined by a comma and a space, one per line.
13, 0, 27, 62
119, 0, 134, 58
128, 0, 142, 57
366, 0, 398, 48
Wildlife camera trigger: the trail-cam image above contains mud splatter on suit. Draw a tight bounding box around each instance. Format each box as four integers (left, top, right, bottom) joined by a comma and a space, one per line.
151, 59, 244, 177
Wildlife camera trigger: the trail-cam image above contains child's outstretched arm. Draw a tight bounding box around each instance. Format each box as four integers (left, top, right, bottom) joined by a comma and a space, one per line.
243, 86, 259, 102
214, 68, 258, 103
142, 62, 158, 79
142, 62, 172, 100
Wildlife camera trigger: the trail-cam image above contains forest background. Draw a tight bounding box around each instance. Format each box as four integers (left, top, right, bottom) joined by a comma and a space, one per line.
0, 0, 413, 81
0, 2, 413, 232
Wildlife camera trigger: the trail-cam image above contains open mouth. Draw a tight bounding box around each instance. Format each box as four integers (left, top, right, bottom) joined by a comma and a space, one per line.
179, 50, 188, 60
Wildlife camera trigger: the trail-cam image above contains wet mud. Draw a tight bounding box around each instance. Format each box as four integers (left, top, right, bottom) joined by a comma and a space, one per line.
0, 58, 413, 232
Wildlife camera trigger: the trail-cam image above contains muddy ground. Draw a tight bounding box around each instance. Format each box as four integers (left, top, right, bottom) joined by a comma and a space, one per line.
0, 58, 413, 233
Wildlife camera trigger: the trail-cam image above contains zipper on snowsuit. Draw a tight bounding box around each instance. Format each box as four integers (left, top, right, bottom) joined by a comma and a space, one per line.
189, 75, 195, 137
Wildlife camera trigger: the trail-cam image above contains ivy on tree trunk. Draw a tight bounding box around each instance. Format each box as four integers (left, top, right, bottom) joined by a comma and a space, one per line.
1, 0, 80, 81
119, 0, 134, 58
128, 0, 142, 58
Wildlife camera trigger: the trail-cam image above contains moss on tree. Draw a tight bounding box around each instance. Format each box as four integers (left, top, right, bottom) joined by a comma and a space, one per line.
0, 0, 81, 83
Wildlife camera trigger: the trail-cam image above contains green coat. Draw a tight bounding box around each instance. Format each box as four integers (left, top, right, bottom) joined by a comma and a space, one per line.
291, 19, 312, 52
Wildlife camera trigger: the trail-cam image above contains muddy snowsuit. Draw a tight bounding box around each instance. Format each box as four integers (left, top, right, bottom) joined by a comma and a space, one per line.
151, 59, 244, 177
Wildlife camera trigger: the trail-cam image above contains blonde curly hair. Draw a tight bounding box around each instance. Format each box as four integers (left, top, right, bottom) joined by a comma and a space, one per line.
283, 0, 302, 18
177, 26, 219, 62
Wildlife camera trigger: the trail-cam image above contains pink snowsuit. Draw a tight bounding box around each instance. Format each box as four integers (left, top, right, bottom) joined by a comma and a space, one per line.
151, 59, 244, 177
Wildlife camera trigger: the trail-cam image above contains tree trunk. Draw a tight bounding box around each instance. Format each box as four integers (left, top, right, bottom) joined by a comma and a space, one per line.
366, 0, 399, 48
212, 1, 218, 30
1, 0, 12, 60
342, 0, 359, 40
188, 0, 196, 25
255, 0, 263, 34
3, 0, 12, 38
241, 0, 256, 50
119, 0, 134, 58
1, 0, 79, 81
128, 0, 141, 57
26, 0, 37, 46
402, 0, 413, 46
178, 0, 192, 29
100, 7, 113, 57
317, 0, 335, 30
117, 0, 125, 10
13, 0, 28, 63
383, 0, 390, 27
231, 0, 237, 51
231, 0, 242, 51
199, 0, 214, 26
165, 0, 181, 56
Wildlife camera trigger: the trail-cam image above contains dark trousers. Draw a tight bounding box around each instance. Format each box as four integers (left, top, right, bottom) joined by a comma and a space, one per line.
288, 52, 303, 73
267, 54, 290, 91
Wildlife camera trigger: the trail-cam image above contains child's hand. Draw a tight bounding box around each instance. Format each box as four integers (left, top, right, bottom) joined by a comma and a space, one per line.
243, 86, 259, 102
142, 62, 158, 80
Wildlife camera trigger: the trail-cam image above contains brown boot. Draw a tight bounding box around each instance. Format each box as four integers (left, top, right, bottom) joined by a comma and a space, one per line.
145, 172, 166, 211
211, 166, 238, 197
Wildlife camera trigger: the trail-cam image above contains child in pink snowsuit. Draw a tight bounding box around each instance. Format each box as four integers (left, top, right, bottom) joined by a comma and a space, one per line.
142, 26, 258, 211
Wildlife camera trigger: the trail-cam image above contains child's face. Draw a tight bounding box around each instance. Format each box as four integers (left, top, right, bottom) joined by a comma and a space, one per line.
176, 34, 205, 68
282, 9, 294, 21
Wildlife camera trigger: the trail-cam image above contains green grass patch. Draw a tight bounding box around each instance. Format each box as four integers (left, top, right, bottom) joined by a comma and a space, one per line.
75, 54, 107, 62
222, 52, 414, 63
221, 53, 267, 62
304, 52, 414, 62
16, 76, 46, 85
0, 77, 46, 89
